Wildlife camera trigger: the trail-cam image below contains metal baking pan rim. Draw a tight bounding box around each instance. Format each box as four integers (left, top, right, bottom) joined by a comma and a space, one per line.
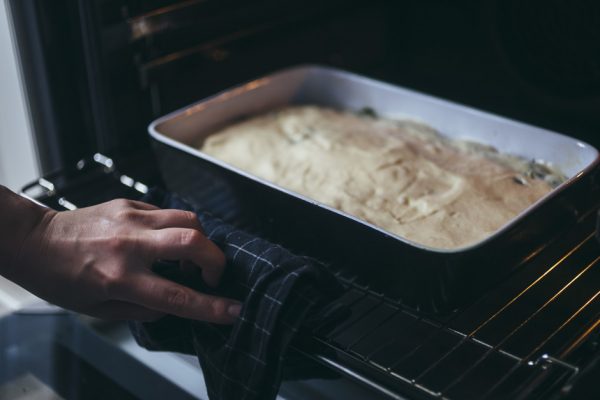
148, 64, 600, 254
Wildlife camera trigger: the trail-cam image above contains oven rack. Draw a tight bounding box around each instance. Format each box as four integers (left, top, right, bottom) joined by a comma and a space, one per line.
309, 225, 599, 400
21, 153, 600, 400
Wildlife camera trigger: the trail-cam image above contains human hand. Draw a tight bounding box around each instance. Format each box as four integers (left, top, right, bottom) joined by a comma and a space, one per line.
8, 197, 241, 323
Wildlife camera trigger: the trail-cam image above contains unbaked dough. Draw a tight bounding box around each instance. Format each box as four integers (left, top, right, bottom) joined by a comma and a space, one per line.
200, 106, 560, 249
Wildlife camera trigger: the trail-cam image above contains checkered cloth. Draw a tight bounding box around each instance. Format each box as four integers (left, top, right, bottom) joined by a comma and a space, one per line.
129, 189, 347, 400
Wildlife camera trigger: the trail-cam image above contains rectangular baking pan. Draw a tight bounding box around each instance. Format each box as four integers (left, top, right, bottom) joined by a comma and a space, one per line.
149, 65, 600, 313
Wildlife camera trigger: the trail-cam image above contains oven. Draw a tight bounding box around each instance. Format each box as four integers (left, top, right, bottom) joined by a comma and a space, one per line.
2, 1, 600, 399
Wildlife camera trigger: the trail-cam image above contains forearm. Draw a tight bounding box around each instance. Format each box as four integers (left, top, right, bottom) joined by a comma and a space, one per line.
0, 185, 52, 279
0, 187, 239, 323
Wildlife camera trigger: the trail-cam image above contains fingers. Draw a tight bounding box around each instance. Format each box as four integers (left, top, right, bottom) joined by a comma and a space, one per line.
137, 209, 204, 232
111, 199, 201, 231
142, 228, 226, 287
117, 272, 241, 324
84, 300, 165, 322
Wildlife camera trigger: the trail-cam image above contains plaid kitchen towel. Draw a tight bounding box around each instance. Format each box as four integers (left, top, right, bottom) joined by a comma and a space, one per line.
129, 188, 347, 400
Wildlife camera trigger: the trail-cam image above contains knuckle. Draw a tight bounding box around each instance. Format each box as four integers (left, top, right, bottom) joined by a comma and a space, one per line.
183, 211, 197, 224
210, 299, 228, 319
115, 209, 136, 222
99, 265, 127, 296
180, 229, 202, 247
165, 287, 189, 311
185, 211, 203, 232
112, 198, 132, 209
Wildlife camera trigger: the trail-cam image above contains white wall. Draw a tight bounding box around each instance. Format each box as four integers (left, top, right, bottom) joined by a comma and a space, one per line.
0, 0, 39, 192
0, 0, 41, 313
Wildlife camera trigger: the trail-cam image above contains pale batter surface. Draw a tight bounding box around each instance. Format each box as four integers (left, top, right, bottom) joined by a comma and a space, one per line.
200, 106, 558, 249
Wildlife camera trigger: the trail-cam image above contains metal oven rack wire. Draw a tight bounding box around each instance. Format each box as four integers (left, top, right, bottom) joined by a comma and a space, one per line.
21, 153, 600, 400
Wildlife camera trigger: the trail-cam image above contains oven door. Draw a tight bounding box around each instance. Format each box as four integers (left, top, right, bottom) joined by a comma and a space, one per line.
1, 309, 393, 400
0, 311, 198, 400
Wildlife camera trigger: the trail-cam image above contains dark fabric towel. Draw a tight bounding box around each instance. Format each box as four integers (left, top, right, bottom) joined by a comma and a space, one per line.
129, 189, 346, 400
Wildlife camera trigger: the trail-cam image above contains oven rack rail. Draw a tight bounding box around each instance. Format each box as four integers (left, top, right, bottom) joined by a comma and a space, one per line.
21, 153, 600, 400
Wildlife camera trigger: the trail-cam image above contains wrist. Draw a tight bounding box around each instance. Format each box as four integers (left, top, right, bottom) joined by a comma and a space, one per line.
0, 185, 55, 279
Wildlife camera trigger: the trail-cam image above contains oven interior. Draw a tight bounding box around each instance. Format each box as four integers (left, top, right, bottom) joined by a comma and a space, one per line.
9, 0, 600, 172
7, 0, 600, 399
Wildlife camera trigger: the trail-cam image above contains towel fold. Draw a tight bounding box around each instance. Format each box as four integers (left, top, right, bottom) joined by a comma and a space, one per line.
129, 189, 347, 400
